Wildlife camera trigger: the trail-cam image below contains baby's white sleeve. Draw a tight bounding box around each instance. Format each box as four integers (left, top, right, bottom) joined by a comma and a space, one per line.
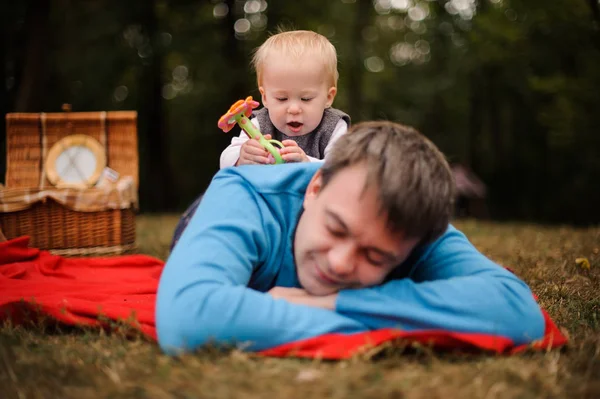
219, 118, 261, 169
307, 119, 348, 162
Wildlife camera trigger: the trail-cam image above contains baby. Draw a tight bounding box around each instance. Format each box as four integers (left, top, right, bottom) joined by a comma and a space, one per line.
171, 30, 350, 251
220, 29, 350, 168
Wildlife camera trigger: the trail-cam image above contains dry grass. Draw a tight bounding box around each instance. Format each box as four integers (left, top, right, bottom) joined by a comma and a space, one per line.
1, 216, 598, 399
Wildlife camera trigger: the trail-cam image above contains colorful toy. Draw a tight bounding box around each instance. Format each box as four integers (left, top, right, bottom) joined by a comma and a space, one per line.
218, 96, 285, 164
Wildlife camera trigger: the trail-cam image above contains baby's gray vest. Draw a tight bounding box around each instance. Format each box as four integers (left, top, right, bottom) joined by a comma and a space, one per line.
252, 107, 351, 159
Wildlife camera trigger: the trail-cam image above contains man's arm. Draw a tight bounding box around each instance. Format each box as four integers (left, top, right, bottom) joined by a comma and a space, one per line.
156, 170, 367, 354
334, 225, 545, 345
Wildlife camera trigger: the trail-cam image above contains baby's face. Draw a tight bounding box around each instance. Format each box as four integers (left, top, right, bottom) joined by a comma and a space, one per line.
259, 56, 336, 137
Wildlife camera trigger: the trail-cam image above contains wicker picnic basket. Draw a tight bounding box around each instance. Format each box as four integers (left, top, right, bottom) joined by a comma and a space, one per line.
0, 110, 139, 256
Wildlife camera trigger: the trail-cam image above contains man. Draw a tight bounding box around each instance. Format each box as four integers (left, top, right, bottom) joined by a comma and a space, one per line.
156, 121, 544, 354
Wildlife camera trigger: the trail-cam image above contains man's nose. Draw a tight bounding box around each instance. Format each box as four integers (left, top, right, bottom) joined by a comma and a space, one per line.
327, 242, 356, 276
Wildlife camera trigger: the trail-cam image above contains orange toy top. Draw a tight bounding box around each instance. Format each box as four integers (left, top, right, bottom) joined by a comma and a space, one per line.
217, 96, 260, 133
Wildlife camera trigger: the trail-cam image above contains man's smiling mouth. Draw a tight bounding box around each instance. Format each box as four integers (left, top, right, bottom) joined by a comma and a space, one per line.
315, 265, 341, 286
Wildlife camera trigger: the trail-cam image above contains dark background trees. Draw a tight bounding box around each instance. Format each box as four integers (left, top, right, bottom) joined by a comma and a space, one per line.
2, 0, 599, 224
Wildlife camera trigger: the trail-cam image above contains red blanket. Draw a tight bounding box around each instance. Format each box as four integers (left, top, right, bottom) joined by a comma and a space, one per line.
0, 236, 567, 359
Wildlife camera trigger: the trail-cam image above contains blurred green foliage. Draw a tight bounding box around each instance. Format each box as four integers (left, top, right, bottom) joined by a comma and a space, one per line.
2, 0, 599, 224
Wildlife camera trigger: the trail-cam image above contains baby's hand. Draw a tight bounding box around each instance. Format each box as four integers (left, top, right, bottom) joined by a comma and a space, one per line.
279, 140, 309, 163
236, 135, 273, 166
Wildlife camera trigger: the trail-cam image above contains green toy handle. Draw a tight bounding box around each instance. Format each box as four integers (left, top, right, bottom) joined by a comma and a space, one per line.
269, 139, 285, 149
236, 115, 284, 164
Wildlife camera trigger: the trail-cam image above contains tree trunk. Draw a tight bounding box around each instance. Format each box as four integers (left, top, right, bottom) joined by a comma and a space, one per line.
487, 67, 503, 169
224, 0, 250, 98
14, 0, 50, 112
1, 3, 8, 182
467, 71, 484, 173
588, 0, 600, 24
421, 3, 453, 151
208, 0, 252, 158
347, 0, 372, 121
137, 0, 175, 211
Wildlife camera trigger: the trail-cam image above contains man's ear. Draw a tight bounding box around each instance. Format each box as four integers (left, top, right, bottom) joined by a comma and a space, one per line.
259, 86, 268, 108
325, 86, 337, 108
303, 169, 323, 208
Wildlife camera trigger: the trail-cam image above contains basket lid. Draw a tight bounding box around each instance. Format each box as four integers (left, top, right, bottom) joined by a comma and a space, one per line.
5, 111, 139, 190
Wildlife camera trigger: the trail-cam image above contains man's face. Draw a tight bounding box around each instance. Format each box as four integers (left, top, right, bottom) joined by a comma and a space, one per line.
294, 163, 420, 296
259, 56, 336, 137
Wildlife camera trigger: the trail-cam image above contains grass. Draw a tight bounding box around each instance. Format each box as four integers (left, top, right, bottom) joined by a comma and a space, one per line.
1, 216, 599, 399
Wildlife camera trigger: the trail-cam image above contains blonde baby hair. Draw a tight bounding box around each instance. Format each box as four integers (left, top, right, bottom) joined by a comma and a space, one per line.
252, 30, 339, 88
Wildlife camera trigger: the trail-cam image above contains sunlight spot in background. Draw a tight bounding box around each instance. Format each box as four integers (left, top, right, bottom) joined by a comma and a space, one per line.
182, 81, 194, 94
390, 42, 413, 66
445, 2, 458, 15
121, 25, 152, 59
123, 25, 143, 48
160, 65, 194, 99
245, 1, 268, 31
173, 65, 188, 82
375, 0, 430, 24
234, 18, 251, 34
249, 13, 267, 29
413, 52, 431, 65
175, 80, 193, 95
365, 56, 385, 72
408, 3, 428, 21
122, 24, 161, 61
391, 0, 411, 11
244, 0, 262, 14
217, 1, 267, 38
446, 0, 476, 20
389, 39, 430, 66
415, 39, 430, 55
409, 21, 427, 34
387, 15, 405, 30
374, 0, 391, 15
113, 86, 129, 102
213, 3, 229, 18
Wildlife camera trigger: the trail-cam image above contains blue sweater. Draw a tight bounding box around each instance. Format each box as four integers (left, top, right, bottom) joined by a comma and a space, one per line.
156, 163, 545, 354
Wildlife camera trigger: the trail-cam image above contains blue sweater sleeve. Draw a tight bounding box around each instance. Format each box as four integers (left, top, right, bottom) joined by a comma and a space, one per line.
155, 170, 367, 354
335, 225, 545, 345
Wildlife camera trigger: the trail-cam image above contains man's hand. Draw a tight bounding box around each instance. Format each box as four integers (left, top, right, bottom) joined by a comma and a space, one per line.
268, 287, 337, 310
279, 140, 310, 163
236, 134, 274, 166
